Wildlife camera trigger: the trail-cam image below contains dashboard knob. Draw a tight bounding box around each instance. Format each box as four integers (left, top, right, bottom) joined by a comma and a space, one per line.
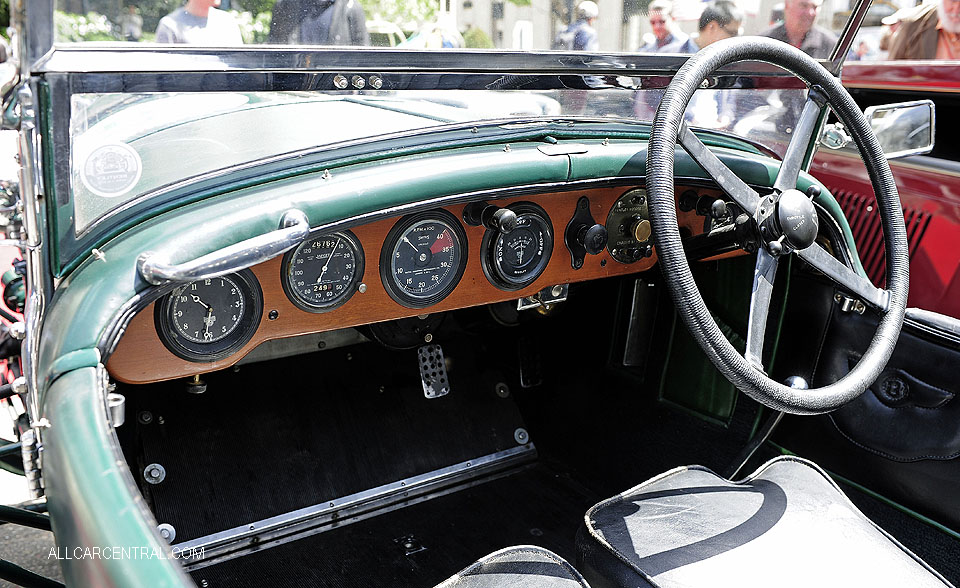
485, 207, 518, 234
630, 218, 652, 243
578, 224, 608, 255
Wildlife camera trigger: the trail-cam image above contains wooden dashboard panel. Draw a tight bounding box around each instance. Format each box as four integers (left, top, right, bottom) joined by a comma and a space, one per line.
107, 185, 723, 384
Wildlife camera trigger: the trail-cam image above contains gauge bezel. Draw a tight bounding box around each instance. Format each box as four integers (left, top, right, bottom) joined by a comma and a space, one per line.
281, 230, 365, 313
481, 202, 553, 291
380, 210, 468, 309
154, 269, 263, 363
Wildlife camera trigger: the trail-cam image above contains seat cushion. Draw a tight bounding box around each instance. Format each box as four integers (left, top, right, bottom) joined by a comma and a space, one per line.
436, 545, 591, 588
577, 456, 953, 588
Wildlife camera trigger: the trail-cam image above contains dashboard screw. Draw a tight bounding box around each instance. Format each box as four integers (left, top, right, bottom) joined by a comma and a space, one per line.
358, 283, 367, 293
157, 523, 176, 543
514, 428, 530, 445
424, 333, 433, 343
138, 411, 153, 425
144, 463, 166, 485
495, 383, 510, 398
268, 310, 279, 320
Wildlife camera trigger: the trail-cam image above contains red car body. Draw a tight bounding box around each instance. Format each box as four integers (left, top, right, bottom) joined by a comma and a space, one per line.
812, 61, 960, 318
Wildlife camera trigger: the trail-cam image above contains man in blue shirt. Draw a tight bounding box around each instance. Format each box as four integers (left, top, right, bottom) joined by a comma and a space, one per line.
553, 1, 600, 51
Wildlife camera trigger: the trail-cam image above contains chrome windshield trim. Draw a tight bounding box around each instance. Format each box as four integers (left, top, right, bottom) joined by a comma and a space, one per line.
830, 0, 872, 74
35, 46, 814, 80
17, 81, 47, 433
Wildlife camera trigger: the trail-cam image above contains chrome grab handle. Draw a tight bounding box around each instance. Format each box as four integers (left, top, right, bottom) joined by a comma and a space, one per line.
137, 209, 310, 285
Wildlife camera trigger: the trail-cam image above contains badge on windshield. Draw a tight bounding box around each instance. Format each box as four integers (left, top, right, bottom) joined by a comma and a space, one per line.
79, 143, 143, 198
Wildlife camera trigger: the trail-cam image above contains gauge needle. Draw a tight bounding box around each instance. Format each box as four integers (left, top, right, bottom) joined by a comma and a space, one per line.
203, 308, 213, 338
317, 237, 342, 283
191, 294, 210, 310
402, 236, 419, 253
517, 242, 524, 264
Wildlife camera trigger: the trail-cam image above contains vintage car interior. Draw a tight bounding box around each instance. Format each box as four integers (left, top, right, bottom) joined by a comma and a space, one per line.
3, 0, 960, 587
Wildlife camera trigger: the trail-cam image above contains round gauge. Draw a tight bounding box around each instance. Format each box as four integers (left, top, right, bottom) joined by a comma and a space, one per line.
381, 210, 468, 308
282, 231, 364, 312
606, 188, 653, 264
155, 269, 263, 362
482, 203, 553, 291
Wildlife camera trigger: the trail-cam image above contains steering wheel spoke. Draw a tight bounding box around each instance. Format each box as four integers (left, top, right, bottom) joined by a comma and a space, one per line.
678, 122, 761, 213
796, 243, 891, 312
773, 91, 826, 195
746, 247, 779, 371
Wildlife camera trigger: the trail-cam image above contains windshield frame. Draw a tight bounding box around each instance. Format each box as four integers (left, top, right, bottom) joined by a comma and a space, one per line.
16, 0, 871, 277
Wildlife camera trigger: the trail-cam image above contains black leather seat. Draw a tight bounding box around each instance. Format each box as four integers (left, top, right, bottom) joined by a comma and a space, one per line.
435, 545, 591, 588
577, 456, 953, 588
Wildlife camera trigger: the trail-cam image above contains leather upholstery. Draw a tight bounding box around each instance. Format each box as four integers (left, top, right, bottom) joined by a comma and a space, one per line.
435, 545, 592, 588
577, 456, 953, 588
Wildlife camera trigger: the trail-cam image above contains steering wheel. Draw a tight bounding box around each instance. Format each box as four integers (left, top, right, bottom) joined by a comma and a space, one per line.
647, 37, 908, 415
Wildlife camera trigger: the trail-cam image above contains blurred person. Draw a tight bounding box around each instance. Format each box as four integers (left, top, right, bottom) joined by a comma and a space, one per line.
889, 0, 960, 59
761, 0, 838, 58
156, 0, 243, 45
639, 0, 695, 53
848, 39, 871, 60
686, 1, 745, 127
270, 0, 369, 45
120, 5, 143, 42
694, 1, 744, 49
552, 0, 599, 51
877, 7, 911, 53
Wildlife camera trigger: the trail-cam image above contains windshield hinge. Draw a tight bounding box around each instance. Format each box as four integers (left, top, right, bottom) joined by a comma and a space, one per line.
1, 82, 26, 130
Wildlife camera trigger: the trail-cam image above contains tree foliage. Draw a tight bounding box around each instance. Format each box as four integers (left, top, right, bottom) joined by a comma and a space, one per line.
358, 0, 436, 30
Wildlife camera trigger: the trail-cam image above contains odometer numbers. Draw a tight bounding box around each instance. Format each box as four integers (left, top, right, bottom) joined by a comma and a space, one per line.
155, 269, 263, 363
482, 203, 553, 291
282, 231, 364, 312
381, 210, 467, 308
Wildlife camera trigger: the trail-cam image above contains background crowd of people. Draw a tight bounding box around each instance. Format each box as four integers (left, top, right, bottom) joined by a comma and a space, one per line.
125, 0, 958, 62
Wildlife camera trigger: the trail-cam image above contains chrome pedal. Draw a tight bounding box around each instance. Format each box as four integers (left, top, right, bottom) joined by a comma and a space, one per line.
418, 344, 450, 398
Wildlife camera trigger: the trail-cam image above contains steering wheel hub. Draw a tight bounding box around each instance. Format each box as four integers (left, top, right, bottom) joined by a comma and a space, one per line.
775, 189, 819, 251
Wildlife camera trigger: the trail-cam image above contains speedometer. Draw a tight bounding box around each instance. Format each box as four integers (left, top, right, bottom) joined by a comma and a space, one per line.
282, 231, 364, 312
381, 210, 467, 308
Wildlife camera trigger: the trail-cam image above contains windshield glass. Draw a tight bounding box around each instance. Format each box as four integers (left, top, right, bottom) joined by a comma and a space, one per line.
55, 0, 833, 234
69, 87, 805, 234
54, 0, 845, 58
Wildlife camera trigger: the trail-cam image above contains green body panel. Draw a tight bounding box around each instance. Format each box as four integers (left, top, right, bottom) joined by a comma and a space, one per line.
48, 348, 101, 383
43, 368, 193, 587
